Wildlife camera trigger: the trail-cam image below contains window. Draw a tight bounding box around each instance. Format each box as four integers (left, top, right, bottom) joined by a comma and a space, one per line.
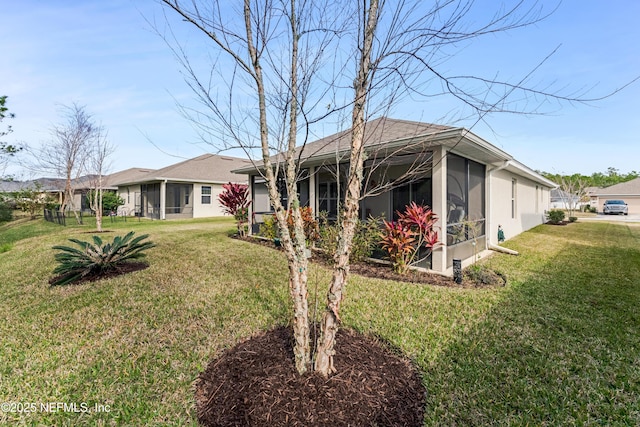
446, 154, 486, 245
318, 181, 339, 218
392, 179, 432, 220
317, 166, 346, 219
511, 179, 517, 218
277, 169, 310, 209
202, 186, 211, 204
535, 185, 539, 213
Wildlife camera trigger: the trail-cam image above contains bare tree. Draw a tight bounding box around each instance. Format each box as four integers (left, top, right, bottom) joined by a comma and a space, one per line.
30, 103, 99, 225
558, 174, 588, 218
87, 131, 116, 232
159, 0, 629, 377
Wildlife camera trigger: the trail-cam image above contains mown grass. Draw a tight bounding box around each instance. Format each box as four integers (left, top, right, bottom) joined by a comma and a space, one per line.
0, 217, 638, 425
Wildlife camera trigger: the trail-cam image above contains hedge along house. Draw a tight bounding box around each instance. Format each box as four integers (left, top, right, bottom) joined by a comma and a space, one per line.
111, 154, 250, 219
234, 117, 556, 276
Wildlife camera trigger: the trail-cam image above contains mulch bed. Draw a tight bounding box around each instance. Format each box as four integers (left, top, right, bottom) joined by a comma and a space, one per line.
195, 326, 426, 427
194, 235, 505, 425
48, 261, 149, 286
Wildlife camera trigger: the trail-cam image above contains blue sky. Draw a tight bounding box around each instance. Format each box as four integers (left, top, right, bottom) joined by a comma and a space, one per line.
2, 0, 639, 178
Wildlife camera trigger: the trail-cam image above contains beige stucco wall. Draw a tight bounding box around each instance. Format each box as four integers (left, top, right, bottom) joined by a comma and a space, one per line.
193, 183, 227, 218
71, 192, 84, 212
489, 169, 549, 244
117, 185, 141, 215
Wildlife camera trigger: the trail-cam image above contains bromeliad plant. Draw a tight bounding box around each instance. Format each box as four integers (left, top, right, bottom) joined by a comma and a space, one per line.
380, 202, 441, 274
51, 231, 155, 286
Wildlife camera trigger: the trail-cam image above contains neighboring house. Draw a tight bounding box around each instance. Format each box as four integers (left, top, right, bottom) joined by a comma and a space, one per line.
550, 188, 583, 210
590, 177, 640, 214
103, 168, 157, 215
0, 177, 77, 208
234, 117, 556, 276
585, 186, 600, 208
110, 154, 251, 219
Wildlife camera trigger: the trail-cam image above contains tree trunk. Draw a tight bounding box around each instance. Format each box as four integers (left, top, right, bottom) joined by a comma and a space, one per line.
95, 187, 103, 233
314, 213, 358, 375
314, 0, 378, 376
289, 252, 311, 374
242, 0, 311, 374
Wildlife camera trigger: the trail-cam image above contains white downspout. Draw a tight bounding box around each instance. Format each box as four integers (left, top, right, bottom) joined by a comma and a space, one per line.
487, 161, 519, 256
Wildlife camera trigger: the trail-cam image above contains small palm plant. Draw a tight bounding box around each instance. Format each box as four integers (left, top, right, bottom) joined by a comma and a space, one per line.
51, 231, 155, 286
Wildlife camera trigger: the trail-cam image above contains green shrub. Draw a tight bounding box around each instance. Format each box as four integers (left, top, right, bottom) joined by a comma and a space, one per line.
464, 264, 506, 287
316, 213, 382, 264
259, 214, 278, 240
0, 197, 13, 222
547, 209, 566, 224
51, 231, 155, 286
86, 190, 125, 213
569, 216, 578, 223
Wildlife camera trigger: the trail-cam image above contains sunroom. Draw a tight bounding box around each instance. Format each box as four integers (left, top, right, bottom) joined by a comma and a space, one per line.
239, 117, 554, 275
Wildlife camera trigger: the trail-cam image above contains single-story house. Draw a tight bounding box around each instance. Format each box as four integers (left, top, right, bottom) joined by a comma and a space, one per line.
110, 154, 251, 219
234, 117, 556, 276
589, 177, 640, 214
550, 188, 584, 210
0, 177, 87, 210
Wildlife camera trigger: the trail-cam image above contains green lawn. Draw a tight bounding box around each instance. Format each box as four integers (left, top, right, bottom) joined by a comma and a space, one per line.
0, 217, 638, 426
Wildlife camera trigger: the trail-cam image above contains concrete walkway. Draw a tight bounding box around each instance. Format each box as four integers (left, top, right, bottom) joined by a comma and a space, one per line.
578, 213, 640, 223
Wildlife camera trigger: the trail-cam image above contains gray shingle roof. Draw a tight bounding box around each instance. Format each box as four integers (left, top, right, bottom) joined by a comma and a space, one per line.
103, 168, 157, 187
234, 117, 453, 173
593, 177, 640, 196
132, 154, 251, 184
297, 117, 452, 160
0, 177, 66, 192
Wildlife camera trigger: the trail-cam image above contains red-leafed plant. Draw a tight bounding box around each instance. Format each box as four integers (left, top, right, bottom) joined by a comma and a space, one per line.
380, 202, 440, 274
380, 219, 416, 273
218, 182, 250, 236
287, 206, 320, 245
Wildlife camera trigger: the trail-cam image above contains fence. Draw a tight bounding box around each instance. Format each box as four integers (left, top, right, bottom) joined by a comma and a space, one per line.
43, 209, 66, 226
43, 208, 142, 226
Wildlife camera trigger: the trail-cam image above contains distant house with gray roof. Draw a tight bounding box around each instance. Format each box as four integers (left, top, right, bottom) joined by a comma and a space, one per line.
111, 154, 250, 219
590, 177, 640, 214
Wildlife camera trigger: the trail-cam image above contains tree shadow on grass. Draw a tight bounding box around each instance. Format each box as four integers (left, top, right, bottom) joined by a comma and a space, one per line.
422, 226, 640, 425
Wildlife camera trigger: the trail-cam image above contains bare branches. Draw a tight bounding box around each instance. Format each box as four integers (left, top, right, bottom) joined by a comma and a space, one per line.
87, 130, 116, 232
157, 0, 638, 378
27, 103, 104, 223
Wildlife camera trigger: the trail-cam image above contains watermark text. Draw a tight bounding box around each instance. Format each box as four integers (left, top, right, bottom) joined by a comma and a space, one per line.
1, 401, 111, 414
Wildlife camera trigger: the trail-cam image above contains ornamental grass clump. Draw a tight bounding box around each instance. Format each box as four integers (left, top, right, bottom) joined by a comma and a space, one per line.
51, 231, 155, 286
